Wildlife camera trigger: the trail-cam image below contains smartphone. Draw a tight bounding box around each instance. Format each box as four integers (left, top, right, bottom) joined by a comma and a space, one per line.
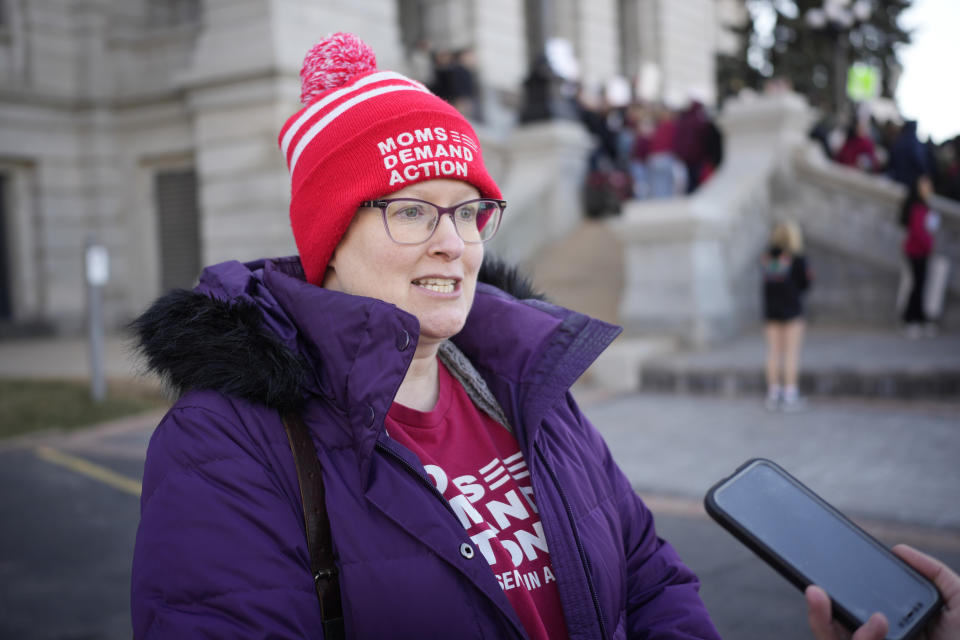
704, 458, 942, 640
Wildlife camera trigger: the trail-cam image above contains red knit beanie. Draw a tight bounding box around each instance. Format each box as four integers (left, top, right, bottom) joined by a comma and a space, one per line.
279, 32, 502, 286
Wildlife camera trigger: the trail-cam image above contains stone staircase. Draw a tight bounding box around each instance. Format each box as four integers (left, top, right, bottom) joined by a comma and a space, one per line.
526, 219, 679, 394
527, 219, 960, 402
636, 327, 960, 402
520, 92, 960, 401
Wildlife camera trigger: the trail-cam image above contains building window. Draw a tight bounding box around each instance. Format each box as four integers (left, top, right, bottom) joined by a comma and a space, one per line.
154, 169, 201, 292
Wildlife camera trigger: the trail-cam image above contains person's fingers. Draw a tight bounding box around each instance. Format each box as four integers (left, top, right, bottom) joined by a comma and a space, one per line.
850, 612, 888, 640
807, 585, 890, 640
894, 544, 960, 640
807, 585, 840, 640
893, 544, 960, 606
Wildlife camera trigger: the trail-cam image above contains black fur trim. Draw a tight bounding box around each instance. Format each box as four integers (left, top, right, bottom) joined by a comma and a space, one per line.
129, 289, 308, 411
130, 259, 541, 410
478, 256, 547, 301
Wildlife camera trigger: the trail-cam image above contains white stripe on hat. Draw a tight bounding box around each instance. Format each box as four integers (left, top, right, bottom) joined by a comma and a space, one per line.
281, 70, 426, 159
288, 83, 430, 175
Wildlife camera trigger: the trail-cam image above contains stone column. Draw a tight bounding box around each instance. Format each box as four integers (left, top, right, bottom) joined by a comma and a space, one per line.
178, 0, 295, 268
487, 121, 592, 265
181, 0, 409, 268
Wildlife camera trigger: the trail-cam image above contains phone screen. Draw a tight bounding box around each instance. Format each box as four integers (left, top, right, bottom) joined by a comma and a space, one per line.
707, 459, 940, 639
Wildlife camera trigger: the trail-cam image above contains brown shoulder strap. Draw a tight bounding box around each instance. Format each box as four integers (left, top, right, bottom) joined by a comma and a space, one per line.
281, 412, 345, 639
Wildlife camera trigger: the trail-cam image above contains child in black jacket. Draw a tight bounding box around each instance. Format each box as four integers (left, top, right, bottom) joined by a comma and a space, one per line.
762, 220, 812, 411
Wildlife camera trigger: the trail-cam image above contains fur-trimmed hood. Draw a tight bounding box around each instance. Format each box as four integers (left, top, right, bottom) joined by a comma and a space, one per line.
131, 256, 544, 412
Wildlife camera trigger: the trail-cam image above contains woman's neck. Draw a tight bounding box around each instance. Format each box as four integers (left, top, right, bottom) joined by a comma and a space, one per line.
394, 342, 441, 412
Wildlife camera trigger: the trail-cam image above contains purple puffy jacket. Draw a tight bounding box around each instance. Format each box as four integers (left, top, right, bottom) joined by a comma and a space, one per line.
130, 256, 720, 639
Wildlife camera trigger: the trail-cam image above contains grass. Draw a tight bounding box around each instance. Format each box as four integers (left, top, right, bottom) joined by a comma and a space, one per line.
0, 379, 169, 440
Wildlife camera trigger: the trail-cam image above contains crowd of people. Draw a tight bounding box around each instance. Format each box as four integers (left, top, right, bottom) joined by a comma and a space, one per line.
812, 108, 960, 202
408, 50, 727, 217
577, 91, 724, 216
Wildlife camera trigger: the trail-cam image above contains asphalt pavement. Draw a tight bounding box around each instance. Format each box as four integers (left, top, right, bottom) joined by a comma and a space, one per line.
1, 330, 958, 639
584, 392, 960, 639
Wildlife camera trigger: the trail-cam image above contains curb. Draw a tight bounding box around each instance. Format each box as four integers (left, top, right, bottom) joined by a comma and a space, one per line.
639, 366, 960, 400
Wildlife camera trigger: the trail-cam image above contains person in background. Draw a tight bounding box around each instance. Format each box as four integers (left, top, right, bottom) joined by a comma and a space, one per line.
808, 103, 837, 160
761, 220, 812, 412
129, 32, 721, 639
835, 117, 879, 172
647, 104, 682, 198
448, 47, 479, 120
674, 100, 708, 193
888, 120, 930, 189
900, 174, 939, 338
700, 115, 724, 185
940, 136, 960, 200
430, 48, 456, 102
406, 38, 434, 87
578, 87, 621, 172
628, 102, 653, 199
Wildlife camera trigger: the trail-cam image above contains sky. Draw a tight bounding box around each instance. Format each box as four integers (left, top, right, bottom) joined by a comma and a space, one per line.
896, 0, 960, 143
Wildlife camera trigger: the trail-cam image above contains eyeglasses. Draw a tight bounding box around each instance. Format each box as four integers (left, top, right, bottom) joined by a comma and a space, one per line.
360, 197, 506, 245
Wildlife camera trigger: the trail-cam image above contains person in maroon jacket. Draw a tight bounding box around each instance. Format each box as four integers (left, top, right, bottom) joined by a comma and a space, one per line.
900, 174, 939, 338
674, 100, 708, 192
835, 118, 880, 172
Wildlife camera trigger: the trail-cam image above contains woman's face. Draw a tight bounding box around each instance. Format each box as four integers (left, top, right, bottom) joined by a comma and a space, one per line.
323, 178, 484, 345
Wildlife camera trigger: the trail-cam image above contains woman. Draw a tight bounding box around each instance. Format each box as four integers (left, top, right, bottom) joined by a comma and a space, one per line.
900, 174, 938, 338
130, 33, 720, 639
761, 220, 812, 412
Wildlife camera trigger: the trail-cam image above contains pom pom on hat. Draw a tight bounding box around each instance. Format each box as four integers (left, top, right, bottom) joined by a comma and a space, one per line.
300, 32, 377, 105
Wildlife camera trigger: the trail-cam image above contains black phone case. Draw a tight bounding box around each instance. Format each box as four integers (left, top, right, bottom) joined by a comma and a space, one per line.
704, 458, 942, 640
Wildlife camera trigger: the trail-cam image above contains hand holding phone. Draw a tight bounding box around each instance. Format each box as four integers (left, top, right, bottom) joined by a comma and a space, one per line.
806, 583, 889, 639
705, 459, 944, 640
808, 544, 960, 640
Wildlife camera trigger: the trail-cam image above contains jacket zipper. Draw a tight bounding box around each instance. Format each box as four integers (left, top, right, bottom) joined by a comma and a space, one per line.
374, 440, 459, 519
536, 442, 610, 640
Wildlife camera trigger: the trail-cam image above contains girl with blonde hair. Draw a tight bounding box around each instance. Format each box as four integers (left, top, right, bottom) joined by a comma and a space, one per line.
761, 220, 812, 411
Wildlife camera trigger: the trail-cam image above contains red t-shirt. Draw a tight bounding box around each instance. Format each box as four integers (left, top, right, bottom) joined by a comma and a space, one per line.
386, 361, 570, 640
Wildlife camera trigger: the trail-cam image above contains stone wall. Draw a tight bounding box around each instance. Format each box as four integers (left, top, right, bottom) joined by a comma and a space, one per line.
485, 121, 592, 266
0, 1, 202, 331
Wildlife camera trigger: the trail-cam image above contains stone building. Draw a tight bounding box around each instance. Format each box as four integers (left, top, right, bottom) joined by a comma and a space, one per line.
0, 0, 726, 335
